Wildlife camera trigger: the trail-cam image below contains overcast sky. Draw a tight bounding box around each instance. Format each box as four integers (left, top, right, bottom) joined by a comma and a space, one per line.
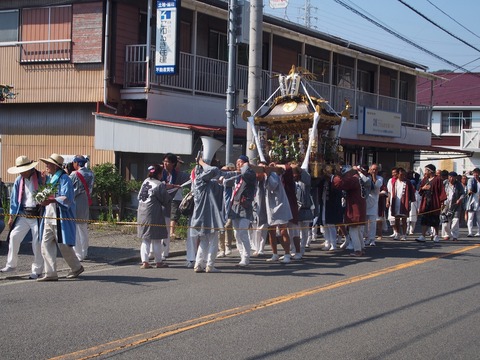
263, 0, 480, 73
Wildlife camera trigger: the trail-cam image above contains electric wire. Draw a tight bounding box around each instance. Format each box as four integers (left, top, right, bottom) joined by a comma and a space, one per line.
425, 0, 480, 40
397, 0, 480, 54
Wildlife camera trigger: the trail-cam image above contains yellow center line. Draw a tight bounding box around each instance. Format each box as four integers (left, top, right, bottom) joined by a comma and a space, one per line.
51, 244, 480, 360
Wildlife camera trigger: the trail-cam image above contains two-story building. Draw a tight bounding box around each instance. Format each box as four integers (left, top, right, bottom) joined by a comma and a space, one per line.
1, 0, 442, 183
417, 72, 479, 174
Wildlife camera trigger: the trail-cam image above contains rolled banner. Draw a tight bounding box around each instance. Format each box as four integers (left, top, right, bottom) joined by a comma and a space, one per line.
301, 111, 320, 170
247, 116, 267, 163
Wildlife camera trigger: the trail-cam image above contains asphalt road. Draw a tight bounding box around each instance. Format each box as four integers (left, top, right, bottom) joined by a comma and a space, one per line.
1, 236, 479, 360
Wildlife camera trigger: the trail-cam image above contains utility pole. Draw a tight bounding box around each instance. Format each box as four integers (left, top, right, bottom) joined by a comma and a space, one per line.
246, 0, 263, 163
225, 0, 238, 164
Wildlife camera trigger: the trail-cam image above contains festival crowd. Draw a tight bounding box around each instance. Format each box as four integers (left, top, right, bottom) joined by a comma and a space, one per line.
1, 150, 477, 279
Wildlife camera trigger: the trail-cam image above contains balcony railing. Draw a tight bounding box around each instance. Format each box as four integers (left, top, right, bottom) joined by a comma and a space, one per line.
125, 45, 429, 128
19, 39, 71, 63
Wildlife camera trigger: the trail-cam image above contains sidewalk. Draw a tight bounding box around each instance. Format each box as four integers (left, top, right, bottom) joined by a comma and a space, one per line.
0, 223, 188, 279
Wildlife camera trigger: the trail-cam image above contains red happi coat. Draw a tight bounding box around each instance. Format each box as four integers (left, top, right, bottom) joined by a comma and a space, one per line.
419, 175, 447, 216
390, 179, 416, 216
332, 172, 366, 225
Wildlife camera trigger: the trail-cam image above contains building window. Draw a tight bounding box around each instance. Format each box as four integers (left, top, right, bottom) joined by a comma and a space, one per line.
20, 5, 72, 63
302, 55, 329, 83
208, 30, 228, 61
0, 10, 19, 43
441, 111, 471, 134
399, 80, 408, 100
337, 65, 354, 89
357, 69, 372, 92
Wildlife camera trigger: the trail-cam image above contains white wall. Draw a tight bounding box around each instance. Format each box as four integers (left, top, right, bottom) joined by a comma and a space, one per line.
146, 91, 248, 130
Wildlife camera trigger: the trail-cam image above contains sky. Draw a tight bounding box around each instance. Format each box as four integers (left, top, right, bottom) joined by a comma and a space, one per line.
263, 0, 480, 73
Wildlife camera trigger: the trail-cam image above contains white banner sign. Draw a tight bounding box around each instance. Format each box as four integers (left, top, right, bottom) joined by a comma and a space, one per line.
269, 0, 289, 9
358, 107, 402, 137
156, 0, 178, 75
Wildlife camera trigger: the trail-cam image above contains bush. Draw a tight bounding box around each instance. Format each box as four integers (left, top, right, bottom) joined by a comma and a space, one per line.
92, 162, 128, 221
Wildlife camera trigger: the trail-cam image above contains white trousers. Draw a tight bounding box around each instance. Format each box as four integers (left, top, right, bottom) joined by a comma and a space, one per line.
141, 239, 163, 263
323, 224, 337, 250
442, 217, 460, 239
349, 225, 364, 252
73, 222, 89, 261
42, 223, 82, 277
232, 218, 251, 261
365, 214, 377, 242
149, 217, 170, 259
298, 220, 310, 254
162, 217, 171, 258
6, 217, 43, 274
186, 221, 198, 262
195, 231, 219, 268
467, 210, 480, 235
249, 222, 267, 253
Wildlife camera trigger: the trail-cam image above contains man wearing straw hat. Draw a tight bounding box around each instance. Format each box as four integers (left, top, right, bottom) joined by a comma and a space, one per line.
0, 156, 45, 279
37, 153, 84, 281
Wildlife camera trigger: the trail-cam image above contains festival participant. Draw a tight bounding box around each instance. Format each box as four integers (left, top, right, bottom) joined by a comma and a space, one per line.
386, 167, 415, 241
258, 163, 293, 264
277, 162, 300, 260
137, 164, 171, 269
386, 167, 399, 239
406, 170, 420, 235
357, 164, 383, 246
228, 155, 256, 267
416, 164, 447, 243
319, 164, 344, 251
441, 172, 464, 241
465, 168, 480, 237
70, 155, 94, 261
161, 153, 189, 259
217, 162, 236, 258
250, 161, 268, 257
332, 165, 367, 257
37, 153, 84, 281
292, 164, 313, 258
191, 157, 227, 273
0, 156, 44, 279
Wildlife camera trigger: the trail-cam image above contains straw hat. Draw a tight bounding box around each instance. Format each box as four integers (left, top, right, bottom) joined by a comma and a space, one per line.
7, 156, 39, 174
39, 153, 64, 169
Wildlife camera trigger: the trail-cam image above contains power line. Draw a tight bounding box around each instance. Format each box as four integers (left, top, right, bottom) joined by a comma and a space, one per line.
332, 0, 478, 75
425, 0, 480, 40
397, 0, 480, 54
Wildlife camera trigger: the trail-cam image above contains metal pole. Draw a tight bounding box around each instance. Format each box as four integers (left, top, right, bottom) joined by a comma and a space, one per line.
246, 0, 263, 163
225, 0, 238, 164
145, 0, 152, 91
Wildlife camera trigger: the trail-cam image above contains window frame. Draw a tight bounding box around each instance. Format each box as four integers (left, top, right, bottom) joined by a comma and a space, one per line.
0, 10, 19, 43
20, 5, 72, 63
441, 111, 467, 134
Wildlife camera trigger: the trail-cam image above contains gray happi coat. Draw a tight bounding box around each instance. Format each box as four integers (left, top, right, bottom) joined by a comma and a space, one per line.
70, 166, 94, 220
264, 171, 293, 225
137, 178, 171, 240
190, 164, 226, 237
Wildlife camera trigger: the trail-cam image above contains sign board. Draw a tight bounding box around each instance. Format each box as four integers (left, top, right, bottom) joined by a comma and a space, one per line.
269, 0, 289, 9
156, 0, 179, 75
358, 107, 402, 137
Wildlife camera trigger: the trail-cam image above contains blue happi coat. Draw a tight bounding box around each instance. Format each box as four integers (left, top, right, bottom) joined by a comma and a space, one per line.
39, 171, 77, 246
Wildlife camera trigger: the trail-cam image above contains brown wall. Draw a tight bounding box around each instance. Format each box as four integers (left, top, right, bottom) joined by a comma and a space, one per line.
1, 135, 114, 184
112, 3, 139, 85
